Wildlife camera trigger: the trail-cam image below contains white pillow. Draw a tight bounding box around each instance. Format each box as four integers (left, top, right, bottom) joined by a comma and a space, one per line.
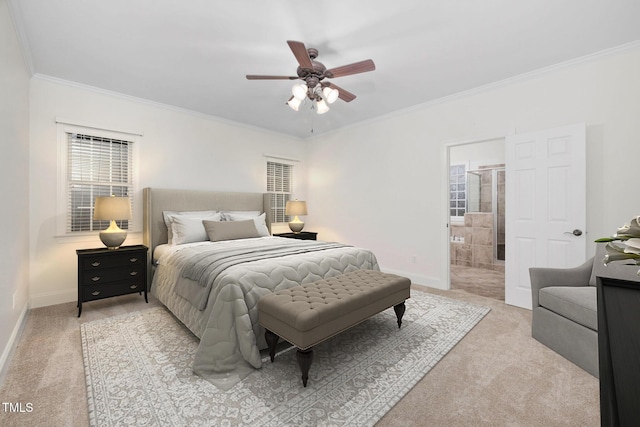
225, 212, 269, 236
163, 210, 217, 243
221, 211, 261, 221
170, 212, 222, 245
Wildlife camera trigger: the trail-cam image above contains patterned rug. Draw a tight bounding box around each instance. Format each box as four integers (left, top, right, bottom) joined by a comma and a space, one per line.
81, 291, 489, 427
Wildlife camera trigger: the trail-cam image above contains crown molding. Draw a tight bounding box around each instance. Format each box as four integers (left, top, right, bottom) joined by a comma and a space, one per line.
301, 40, 640, 141
31, 73, 300, 141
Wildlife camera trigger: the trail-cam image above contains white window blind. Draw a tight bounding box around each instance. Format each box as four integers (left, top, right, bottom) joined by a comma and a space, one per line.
267, 161, 293, 223
67, 133, 133, 232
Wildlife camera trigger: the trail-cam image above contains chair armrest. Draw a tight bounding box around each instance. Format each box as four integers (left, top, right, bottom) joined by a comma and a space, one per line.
529, 257, 594, 308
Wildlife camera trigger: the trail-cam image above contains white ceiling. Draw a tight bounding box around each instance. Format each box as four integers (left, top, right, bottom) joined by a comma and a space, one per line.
10, 0, 640, 139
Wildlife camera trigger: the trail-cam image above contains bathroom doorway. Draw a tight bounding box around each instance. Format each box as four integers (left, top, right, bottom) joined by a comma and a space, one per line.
448, 138, 505, 301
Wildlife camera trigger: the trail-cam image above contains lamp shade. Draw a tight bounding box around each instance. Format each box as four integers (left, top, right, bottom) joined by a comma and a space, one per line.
316, 99, 329, 114
285, 200, 307, 216
94, 196, 132, 220
292, 83, 308, 100
287, 96, 302, 111
94, 196, 131, 249
322, 86, 339, 104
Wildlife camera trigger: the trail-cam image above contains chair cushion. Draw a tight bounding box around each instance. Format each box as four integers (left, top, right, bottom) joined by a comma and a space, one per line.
538, 286, 597, 331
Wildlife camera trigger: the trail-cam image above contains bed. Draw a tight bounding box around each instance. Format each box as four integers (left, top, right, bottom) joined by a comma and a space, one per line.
142, 188, 380, 389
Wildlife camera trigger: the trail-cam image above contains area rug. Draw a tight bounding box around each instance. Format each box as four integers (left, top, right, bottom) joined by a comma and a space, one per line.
81, 290, 489, 427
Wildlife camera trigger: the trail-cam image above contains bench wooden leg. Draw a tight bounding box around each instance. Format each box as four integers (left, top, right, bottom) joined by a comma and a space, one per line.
265, 329, 279, 362
296, 348, 313, 387
394, 302, 406, 328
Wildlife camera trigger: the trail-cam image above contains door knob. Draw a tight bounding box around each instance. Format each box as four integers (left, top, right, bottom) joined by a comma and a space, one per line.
564, 229, 583, 236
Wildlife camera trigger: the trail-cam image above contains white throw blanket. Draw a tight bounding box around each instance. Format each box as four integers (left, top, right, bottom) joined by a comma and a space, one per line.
151, 237, 380, 390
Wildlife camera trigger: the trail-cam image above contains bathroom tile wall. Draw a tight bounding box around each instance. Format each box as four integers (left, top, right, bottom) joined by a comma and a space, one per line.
450, 212, 504, 272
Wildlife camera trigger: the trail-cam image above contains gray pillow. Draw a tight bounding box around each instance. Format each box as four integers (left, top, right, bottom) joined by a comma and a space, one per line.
203, 219, 260, 242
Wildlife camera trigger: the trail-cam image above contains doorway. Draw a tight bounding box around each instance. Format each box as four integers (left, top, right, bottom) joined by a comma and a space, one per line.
448, 138, 505, 301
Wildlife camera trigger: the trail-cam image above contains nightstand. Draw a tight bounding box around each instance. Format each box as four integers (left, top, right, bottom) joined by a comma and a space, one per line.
274, 231, 317, 240
76, 245, 148, 317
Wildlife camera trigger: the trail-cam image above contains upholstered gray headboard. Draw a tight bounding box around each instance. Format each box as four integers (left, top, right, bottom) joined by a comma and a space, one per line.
142, 187, 272, 286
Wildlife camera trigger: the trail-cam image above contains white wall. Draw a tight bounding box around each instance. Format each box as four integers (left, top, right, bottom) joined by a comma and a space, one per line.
306, 45, 640, 288
0, 0, 30, 372
29, 78, 306, 307
449, 138, 505, 169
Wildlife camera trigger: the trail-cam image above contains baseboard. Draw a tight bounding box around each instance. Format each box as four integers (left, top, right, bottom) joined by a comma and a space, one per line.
0, 302, 29, 387
380, 267, 444, 290
30, 288, 76, 309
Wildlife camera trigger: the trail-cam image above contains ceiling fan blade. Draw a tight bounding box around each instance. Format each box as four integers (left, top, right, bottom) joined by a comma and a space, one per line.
325, 59, 375, 78
326, 82, 357, 102
246, 75, 298, 80
287, 40, 313, 70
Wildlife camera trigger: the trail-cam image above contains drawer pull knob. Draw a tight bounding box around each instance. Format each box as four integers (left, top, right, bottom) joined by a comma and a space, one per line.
91, 276, 101, 282
91, 262, 101, 267
130, 271, 138, 276
130, 284, 138, 290
91, 290, 101, 296
129, 257, 138, 263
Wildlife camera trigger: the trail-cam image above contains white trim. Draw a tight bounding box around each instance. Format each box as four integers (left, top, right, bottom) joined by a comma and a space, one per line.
55, 123, 140, 237
53, 230, 142, 242
380, 267, 442, 290
55, 117, 143, 137
0, 302, 29, 387
303, 40, 640, 141
33, 74, 297, 140
263, 154, 301, 165
442, 132, 510, 292
29, 289, 76, 309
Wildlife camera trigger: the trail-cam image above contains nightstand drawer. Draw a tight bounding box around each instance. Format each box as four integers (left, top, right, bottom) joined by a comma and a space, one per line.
81, 266, 144, 286
81, 252, 145, 270
83, 281, 145, 302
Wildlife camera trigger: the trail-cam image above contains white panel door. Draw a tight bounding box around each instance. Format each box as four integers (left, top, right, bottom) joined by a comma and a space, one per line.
505, 123, 586, 309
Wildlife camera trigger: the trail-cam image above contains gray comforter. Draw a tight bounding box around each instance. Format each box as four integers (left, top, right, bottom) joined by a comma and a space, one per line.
175, 239, 349, 310
151, 237, 379, 389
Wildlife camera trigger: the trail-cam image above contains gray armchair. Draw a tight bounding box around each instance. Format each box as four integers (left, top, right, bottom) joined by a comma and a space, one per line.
529, 257, 598, 377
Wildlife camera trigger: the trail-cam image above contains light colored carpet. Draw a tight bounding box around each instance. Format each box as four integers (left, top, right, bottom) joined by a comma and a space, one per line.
81, 291, 488, 426
0, 287, 600, 427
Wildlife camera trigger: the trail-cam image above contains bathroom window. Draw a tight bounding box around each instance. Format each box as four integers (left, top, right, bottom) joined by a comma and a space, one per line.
450, 164, 466, 220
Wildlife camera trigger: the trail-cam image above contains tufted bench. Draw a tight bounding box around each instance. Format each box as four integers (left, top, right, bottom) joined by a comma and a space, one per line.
257, 269, 411, 386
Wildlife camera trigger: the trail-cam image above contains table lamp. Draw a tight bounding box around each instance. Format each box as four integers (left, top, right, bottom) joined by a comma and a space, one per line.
94, 195, 132, 249
285, 200, 307, 233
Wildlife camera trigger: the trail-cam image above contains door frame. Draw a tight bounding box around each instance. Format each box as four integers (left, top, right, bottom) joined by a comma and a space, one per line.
441, 132, 511, 291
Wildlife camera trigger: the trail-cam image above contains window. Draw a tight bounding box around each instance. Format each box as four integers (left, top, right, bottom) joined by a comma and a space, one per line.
57, 120, 139, 236
67, 133, 133, 232
450, 163, 466, 219
267, 160, 293, 223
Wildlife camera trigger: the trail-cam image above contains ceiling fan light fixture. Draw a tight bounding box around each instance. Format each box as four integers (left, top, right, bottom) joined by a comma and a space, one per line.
322, 87, 339, 104
316, 98, 330, 114
287, 96, 302, 111
292, 84, 308, 100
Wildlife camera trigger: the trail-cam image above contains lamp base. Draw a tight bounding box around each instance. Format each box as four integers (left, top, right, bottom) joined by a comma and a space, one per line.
99, 221, 127, 249
288, 216, 305, 233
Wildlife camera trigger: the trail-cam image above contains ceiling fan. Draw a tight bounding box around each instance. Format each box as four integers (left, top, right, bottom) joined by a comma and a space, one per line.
246, 40, 375, 113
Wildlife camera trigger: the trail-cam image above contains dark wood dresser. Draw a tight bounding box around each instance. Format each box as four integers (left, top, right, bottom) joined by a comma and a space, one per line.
76, 245, 148, 317
596, 261, 640, 426
274, 231, 317, 240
